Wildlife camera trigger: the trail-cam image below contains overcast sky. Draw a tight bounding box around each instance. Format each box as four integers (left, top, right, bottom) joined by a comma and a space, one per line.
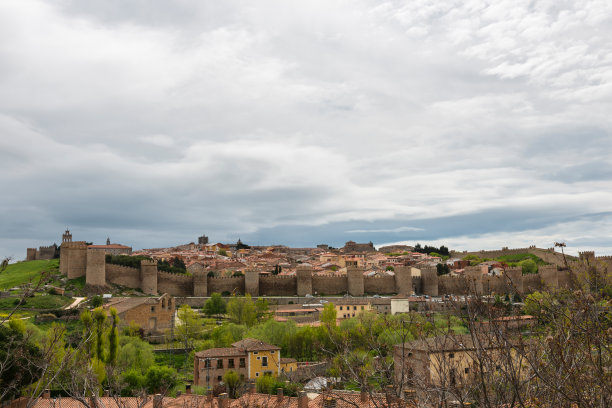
2, 0, 612, 259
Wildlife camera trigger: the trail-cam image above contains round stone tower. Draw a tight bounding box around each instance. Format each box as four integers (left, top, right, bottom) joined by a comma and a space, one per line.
421, 266, 439, 297
193, 270, 208, 297
296, 264, 313, 296
245, 269, 260, 297
394, 265, 413, 296
86, 248, 106, 287
347, 266, 364, 296
140, 259, 158, 295
504, 267, 523, 294
60, 241, 88, 279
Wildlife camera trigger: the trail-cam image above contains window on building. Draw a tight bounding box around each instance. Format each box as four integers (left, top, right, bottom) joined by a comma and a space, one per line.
217, 359, 223, 369
254, 351, 258, 355
353, 306, 357, 310
228, 359, 235, 368
262, 356, 268, 367
204, 359, 211, 368
255, 372, 259, 377
206, 375, 210, 382
464, 368, 470, 374
151, 306, 156, 313
240, 358, 246, 368
450, 368, 456, 386
449, 353, 454, 358
361, 306, 364, 310
217, 376, 222, 382
339, 306, 343, 310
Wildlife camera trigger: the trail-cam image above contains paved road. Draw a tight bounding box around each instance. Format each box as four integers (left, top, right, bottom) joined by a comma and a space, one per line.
64, 297, 86, 310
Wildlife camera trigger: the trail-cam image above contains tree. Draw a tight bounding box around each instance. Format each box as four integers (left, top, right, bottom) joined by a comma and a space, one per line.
91, 295, 103, 308
204, 292, 227, 317
144, 365, 178, 394
436, 263, 450, 275
227, 295, 258, 327
223, 369, 242, 398
176, 304, 203, 350
320, 303, 337, 326
519, 258, 538, 274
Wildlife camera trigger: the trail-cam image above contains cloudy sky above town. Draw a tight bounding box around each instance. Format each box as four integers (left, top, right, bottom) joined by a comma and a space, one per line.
2, 0, 612, 258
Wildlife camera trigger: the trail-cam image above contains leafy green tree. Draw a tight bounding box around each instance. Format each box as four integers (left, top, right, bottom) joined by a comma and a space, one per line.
321, 303, 337, 326
92, 308, 107, 362
145, 365, 178, 394
204, 293, 227, 317
223, 369, 242, 398
227, 295, 257, 327
519, 259, 538, 274
121, 369, 145, 396
117, 336, 155, 373
107, 307, 119, 365
91, 295, 104, 308
0, 323, 41, 400
176, 304, 203, 349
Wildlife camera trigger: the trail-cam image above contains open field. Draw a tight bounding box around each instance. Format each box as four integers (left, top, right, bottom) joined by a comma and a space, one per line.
0, 259, 60, 289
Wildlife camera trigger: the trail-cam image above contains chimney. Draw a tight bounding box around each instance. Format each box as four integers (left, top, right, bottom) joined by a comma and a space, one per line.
186, 384, 192, 395
360, 390, 368, 403
219, 393, 229, 408
403, 389, 416, 401
43, 390, 51, 399
153, 394, 163, 408
298, 391, 309, 408
277, 388, 284, 402
323, 396, 336, 408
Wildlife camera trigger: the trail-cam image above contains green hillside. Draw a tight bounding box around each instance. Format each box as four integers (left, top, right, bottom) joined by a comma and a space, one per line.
0, 259, 60, 289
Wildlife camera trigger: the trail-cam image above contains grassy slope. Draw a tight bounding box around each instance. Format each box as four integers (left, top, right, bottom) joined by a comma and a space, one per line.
0, 293, 72, 310
0, 259, 60, 289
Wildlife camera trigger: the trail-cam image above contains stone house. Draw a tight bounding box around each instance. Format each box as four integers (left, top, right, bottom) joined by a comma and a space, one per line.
194, 338, 281, 389
103, 293, 175, 334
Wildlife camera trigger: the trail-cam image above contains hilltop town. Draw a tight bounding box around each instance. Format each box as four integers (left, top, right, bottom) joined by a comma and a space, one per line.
2, 231, 610, 407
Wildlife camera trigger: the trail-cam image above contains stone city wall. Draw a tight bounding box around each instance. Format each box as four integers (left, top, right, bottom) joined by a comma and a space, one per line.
363, 275, 396, 294
259, 275, 297, 296
157, 271, 193, 296
207, 276, 245, 295
312, 274, 347, 295
106, 264, 142, 288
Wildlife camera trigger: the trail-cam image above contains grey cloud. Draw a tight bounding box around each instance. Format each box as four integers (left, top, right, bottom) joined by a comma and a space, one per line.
1, 0, 612, 258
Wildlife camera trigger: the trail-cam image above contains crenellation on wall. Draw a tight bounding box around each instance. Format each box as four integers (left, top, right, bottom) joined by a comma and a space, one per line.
106, 264, 141, 288
207, 276, 245, 295
312, 274, 348, 295
259, 275, 297, 296
364, 275, 396, 294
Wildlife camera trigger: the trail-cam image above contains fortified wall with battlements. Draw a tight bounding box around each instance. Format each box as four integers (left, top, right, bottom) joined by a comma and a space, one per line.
59, 242, 609, 297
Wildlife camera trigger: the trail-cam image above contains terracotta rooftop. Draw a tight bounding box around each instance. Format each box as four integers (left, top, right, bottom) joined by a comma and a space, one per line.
195, 347, 246, 358
232, 338, 281, 352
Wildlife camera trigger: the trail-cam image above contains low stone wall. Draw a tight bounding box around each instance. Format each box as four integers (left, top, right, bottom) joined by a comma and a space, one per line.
157, 271, 193, 296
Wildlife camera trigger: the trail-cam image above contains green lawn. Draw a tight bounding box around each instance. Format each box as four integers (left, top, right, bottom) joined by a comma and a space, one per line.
0, 293, 72, 310
0, 259, 60, 289
496, 253, 548, 266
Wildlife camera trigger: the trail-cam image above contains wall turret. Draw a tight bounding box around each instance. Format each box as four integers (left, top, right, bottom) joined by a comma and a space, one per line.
421, 266, 438, 296
245, 269, 260, 296
504, 267, 523, 294
62, 229, 72, 243
86, 248, 106, 287
464, 266, 483, 295
140, 259, 158, 295
394, 265, 413, 296
347, 266, 364, 296
579, 251, 595, 265
296, 264, 313, 296
26, 248, 37, 261
60, 241, 88, 278
193, 270, 208, 296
